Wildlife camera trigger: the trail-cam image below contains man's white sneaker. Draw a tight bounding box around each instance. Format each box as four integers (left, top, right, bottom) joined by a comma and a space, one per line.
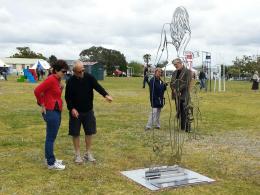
74, 155, 83, 164
48, 161, 65, 170
83, 153, 96, 162
44, 159, 63, 166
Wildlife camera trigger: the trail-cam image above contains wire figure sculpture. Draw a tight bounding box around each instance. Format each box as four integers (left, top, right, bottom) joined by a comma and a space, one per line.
146, 6, 201, 165
170, 6, 191, 57
154, 6, 191, 66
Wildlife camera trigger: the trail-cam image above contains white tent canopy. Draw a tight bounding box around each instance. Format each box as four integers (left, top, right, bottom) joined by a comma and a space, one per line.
162, 63, 176, 71
31, 60, 50, 70
0, 59, 10, 67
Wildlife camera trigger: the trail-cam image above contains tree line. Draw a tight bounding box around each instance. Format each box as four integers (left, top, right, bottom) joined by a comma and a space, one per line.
13, 47, 259, 78
226, 55, 260, 78
9, 46, 148, 76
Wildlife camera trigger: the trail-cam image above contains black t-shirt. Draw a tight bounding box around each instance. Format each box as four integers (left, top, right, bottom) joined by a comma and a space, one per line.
65, 73, 108, 112
199, 72, 206, 80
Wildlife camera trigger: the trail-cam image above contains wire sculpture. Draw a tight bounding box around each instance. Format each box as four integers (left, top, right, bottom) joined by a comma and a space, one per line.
170, 6, 191, 57
146, 6, 201, 165
154, 6, 191, 66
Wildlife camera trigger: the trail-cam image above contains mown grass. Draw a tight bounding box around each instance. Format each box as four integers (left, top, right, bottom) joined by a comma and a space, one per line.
0, 76, 259, 195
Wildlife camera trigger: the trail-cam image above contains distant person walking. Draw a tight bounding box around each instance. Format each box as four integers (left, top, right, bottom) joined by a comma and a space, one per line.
36, 67, 41, 81
2, 67, 8, 81
34, 60, 69, 170
143, 65, 149, 88
252, 71, 259, 91
199, 70, 206, 90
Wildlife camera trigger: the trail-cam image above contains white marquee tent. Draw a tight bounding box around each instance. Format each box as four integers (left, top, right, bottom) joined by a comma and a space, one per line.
31, 60, 50, 70
162, 63, 176, 71
0, 59, 10, 67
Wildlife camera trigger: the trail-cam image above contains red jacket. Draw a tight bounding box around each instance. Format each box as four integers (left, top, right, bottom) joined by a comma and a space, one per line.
34, 75, 63, 111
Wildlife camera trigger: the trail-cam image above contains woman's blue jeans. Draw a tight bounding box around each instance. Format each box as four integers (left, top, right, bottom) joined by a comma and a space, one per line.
42, 110, 61, 166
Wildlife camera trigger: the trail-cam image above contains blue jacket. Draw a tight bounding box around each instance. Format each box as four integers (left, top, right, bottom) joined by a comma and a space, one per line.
149, 77, 167, 108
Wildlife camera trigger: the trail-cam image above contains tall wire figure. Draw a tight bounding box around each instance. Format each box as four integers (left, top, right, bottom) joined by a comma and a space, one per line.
148, 6, 200, 165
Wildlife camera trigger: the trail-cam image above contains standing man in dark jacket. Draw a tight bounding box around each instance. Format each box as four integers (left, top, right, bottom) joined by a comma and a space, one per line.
170, 58, 192, 132
145, 68, 167, 130
65, 60, 113, 164
143, 65, 149, 88
199, 70, 206, 90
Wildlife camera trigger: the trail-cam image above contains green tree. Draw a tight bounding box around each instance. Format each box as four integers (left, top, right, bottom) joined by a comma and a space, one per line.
128, 61, 143, 76
143, 54, 151, 66
48, 55, 58, 65
10, 47, 46, 59
80, 46, 127, 75
228, 55, 260, 78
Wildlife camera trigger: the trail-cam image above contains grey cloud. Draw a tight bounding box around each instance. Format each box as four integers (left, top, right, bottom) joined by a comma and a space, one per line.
1, 0, 260, 65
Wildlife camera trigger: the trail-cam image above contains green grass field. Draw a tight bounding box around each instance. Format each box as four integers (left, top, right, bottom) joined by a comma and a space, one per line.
0, 76, 259, 194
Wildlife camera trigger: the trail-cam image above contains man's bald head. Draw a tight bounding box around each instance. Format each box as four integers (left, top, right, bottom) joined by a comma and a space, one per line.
73, 60, 83, 71
73, 60, 85, 77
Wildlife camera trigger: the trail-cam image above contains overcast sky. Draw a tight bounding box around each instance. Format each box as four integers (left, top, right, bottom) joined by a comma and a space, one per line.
0, 0, 260, 66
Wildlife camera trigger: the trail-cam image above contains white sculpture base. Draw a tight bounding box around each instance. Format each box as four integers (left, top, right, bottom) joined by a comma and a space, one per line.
121, 165, 215, 191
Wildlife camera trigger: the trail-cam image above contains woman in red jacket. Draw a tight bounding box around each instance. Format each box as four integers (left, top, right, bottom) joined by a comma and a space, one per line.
34, 60, 68, 170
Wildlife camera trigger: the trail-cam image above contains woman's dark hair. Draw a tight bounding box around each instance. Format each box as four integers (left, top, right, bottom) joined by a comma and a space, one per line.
51, 60, 69, 74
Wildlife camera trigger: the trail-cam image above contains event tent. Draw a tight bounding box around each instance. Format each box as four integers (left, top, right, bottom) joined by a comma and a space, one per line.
31, 60, 50, 70
0, 59, 9, 67
162, 63, 176, 71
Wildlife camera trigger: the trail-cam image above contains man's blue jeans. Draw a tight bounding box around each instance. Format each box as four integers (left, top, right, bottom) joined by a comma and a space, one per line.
42, 110, 61, 166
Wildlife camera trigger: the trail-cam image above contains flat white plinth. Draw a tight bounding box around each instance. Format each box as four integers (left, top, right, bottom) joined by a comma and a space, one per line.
121, 166, 215, 191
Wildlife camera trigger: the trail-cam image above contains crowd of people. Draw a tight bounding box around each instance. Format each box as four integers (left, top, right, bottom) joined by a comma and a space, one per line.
33, 58, 259, 171
34, 58, 192, 171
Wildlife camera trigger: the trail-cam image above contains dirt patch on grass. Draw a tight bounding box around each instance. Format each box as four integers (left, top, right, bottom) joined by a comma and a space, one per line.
184, 130, 260, 185
190, 130, 260, 158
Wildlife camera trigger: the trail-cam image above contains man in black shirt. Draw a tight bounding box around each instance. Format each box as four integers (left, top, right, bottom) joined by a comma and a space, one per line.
65, 60, 113, 163
170, 58, 192, 132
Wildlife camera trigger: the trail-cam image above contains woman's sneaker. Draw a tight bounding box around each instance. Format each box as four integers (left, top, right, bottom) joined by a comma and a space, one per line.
83, 153, 96, 162
44, 159, 63, 166
48, 161, 65, 170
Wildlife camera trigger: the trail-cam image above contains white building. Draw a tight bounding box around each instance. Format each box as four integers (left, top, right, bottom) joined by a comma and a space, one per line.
0, 58, 50, 73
